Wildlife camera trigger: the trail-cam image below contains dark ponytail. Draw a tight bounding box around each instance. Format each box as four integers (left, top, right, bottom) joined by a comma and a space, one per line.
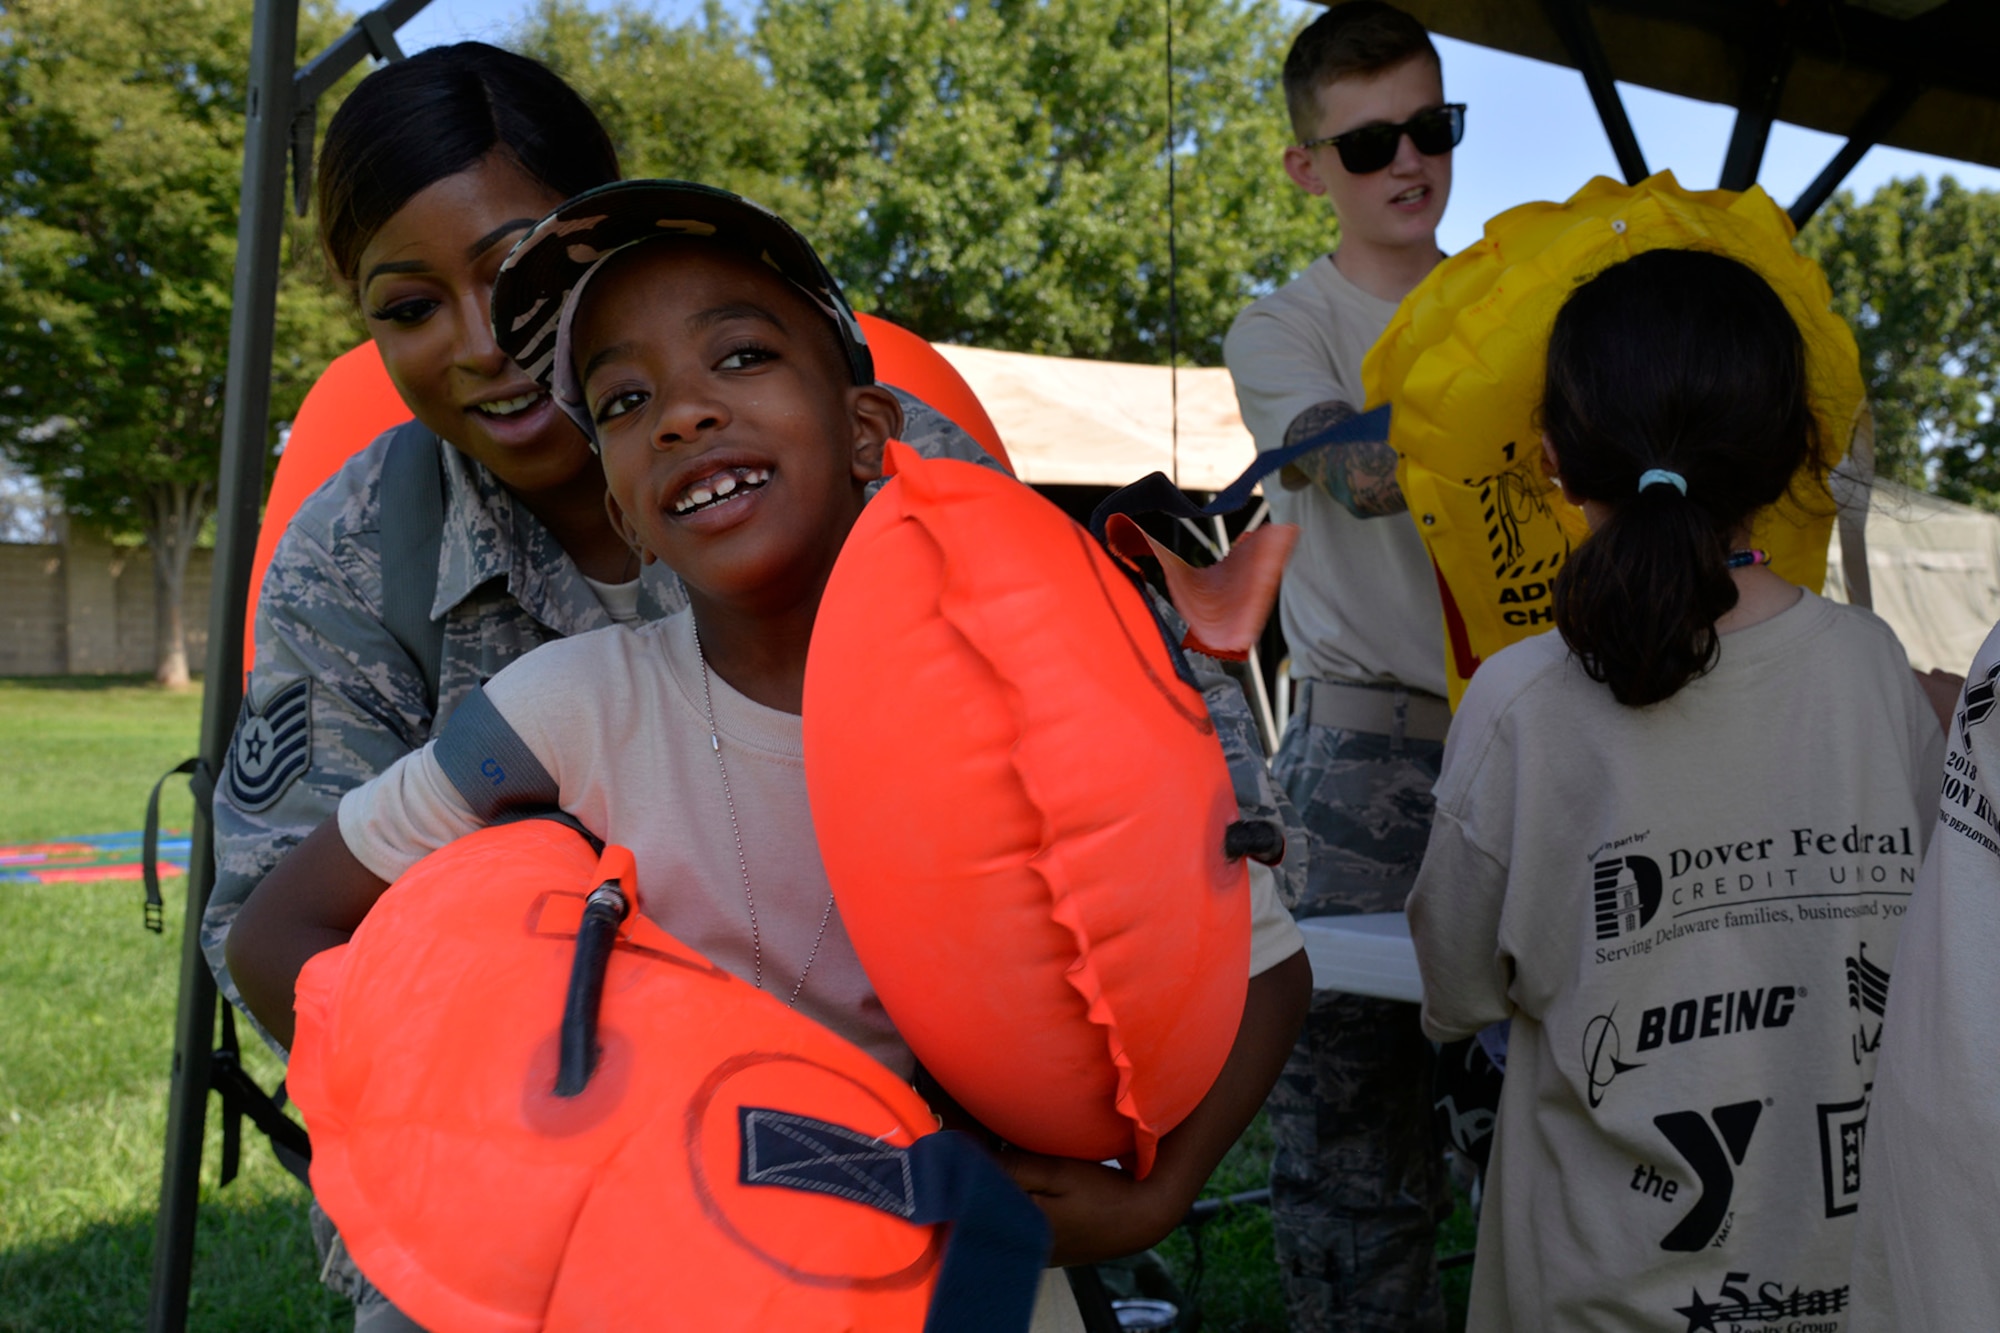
1544, 248, 1825, 707
316, 43, 620, 286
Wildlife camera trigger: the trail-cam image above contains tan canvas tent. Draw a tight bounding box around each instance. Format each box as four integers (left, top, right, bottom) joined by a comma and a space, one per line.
933, 344, 1256, 492
1828, 481, 2000, 676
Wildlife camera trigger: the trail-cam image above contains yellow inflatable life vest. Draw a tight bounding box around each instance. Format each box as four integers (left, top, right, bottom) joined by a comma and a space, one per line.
1363, 171, 1866, 707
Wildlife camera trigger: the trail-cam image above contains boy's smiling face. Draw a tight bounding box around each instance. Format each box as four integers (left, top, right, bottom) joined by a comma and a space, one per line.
575, 240, 899, 611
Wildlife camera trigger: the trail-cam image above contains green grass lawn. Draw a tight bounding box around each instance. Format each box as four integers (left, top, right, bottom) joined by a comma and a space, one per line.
0, 676, 345, 1332
1153, 1116, 1476, 1332
0, 674, 1473, 1332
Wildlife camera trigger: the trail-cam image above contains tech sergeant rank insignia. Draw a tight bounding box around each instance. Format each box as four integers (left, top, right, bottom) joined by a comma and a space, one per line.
227, 678, 313, 812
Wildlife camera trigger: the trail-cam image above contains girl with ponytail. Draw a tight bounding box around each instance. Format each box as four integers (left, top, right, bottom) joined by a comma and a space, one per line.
1405, 248, 1943, 1332
1543, 247, 1820, 707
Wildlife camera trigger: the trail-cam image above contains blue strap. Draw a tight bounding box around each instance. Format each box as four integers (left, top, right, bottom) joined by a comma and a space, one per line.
1088, 402, 1392, 539
739, 1110, 1050, 1333
432, 690, 600, 850
1079, 403, 1393, 694
432, 685, 553, 811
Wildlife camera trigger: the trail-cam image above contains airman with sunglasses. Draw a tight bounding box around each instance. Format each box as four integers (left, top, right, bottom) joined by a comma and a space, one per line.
1221, 4, 1462, 1331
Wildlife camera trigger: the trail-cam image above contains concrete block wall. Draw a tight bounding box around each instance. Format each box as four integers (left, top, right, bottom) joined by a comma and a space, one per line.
0, 544, 65, 674
0, 530, 213, 676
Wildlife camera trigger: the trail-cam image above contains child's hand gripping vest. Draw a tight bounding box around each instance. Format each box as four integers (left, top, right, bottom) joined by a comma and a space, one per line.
287, 817, 1048, 1333
1364, 170, 1867, 706
802, 443, 1254, 1176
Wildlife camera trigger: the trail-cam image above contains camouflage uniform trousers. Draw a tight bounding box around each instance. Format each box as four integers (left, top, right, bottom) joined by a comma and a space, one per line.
310, 1201, 428, 1331
1266, 707, 1450, 1333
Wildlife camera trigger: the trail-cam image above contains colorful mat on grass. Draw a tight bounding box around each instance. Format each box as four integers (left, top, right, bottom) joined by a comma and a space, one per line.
0, 831, 189, 883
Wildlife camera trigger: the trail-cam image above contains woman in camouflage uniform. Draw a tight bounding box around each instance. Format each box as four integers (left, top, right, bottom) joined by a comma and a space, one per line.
206, 43, 990, 1038
203, 45, 990, 1331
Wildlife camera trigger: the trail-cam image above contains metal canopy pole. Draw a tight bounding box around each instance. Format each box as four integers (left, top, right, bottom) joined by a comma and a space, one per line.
1718, 15, 1795, 193
1541, 0, 1649, 185
145, 2, 428, 1329
143, 3, 298, 1327
289, 0, 430, 212
1789, 76, 1923, 228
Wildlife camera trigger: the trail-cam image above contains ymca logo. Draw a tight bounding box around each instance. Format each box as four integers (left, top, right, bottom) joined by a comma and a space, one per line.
1846, 943, 1890, 1065
1653, 1100, 1762, 1252
1594, 854, 1663, 941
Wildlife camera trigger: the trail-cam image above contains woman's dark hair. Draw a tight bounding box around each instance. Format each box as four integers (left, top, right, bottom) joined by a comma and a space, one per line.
316, 43, 620, 286
1544, 248, 1825, 707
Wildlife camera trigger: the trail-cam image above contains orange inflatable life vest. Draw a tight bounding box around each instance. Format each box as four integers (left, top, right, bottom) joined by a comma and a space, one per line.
246, 319, 1008, 678
288, 817, 1048, 1333
856, 312, 1014, 476
242, 341, 411, 677
802, 442, 1252, 1177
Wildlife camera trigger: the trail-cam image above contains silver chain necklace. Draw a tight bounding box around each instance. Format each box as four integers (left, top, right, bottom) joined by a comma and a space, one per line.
690, 618, 835, 1007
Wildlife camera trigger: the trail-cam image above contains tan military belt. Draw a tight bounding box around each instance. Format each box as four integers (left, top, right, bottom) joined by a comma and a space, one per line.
1303, 678, 1452, 745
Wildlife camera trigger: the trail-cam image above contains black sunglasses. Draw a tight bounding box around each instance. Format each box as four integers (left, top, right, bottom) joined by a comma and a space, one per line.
1301, 103, 1466, 175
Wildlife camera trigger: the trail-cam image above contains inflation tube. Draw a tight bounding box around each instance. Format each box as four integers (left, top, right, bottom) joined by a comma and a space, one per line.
556, 846, 637, 1097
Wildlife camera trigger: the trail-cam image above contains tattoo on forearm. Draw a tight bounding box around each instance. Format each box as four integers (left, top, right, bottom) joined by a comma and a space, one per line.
1279, 400, 1407, 517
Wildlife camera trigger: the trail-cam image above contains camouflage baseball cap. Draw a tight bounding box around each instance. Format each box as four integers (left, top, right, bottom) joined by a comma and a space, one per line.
490, 180, 875, 443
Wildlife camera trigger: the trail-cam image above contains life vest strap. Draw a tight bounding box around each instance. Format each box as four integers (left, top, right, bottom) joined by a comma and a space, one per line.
1083, 403, 1391, 695
376, 423, 447, 714
434, 685, 559, 817
739, 1111, 1051, 1333
1086, 403, 1392, 541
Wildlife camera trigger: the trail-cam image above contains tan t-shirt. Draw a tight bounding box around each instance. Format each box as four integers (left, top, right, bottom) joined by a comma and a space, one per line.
1849, 621, 2000, 1330
1409, 592, 1941, 1333
341, 610, 906, 1073
1223, 255, 1446, 694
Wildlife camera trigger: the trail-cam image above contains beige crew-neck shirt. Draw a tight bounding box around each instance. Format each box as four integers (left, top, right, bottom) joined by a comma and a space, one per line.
1409, 593, 1941, 1332
341, 611, 904, 1072
1224, 254, 1447, 694
581, 572, 644, 626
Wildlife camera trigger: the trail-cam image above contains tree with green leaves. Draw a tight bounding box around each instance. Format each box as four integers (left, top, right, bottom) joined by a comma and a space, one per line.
0, 0, 361, 686
1799, 176, 2000, 505
513, 0, 807, 215
513, 0, 1324, 366
756, 0, 1324, 364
